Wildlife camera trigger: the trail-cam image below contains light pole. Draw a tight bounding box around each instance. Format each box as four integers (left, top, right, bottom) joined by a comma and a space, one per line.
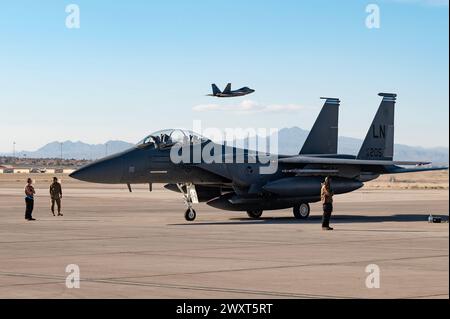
60, 142, 63, 161
13, 141, 16, 164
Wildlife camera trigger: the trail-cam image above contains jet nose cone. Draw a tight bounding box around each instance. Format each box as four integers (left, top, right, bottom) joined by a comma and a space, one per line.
70, 155, 124, 184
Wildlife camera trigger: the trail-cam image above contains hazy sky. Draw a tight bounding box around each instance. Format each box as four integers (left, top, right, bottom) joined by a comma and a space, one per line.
0, 0, 448, 152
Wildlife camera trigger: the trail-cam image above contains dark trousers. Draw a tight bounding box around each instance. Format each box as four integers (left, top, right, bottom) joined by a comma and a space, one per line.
51, 198, 61, 214
322, 203, 333, 227
25, 198, 34, 219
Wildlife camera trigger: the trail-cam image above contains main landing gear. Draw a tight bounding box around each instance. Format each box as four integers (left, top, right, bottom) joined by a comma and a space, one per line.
247, 209, 263, 219
293, 203, 310, 219
177, 183, 199, 222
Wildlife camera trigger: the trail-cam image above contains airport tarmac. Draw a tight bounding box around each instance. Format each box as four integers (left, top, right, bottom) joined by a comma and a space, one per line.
0, 174, 448, 299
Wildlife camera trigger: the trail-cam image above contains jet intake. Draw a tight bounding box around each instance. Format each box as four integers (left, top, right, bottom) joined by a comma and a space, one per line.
164, 184, 222, 202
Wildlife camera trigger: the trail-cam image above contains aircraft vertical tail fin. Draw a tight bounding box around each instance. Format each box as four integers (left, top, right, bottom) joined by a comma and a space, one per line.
357, 93, 396, 160
223, 83, 232, 94
299, 97, 340, 155
212, 84, 221, 95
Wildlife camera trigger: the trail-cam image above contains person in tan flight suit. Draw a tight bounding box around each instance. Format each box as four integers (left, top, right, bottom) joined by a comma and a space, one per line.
49, 177, 63, 216
321, 176, 334, 230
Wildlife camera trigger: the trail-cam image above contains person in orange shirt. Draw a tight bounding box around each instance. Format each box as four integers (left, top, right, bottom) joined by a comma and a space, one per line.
24, 178, 36, 221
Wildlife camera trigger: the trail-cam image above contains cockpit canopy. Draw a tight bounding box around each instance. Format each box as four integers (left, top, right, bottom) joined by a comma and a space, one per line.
137, 129, 210, 149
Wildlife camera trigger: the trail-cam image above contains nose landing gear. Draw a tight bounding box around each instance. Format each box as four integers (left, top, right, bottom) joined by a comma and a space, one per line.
184, 208, 197, 221
177, 183, 199, 221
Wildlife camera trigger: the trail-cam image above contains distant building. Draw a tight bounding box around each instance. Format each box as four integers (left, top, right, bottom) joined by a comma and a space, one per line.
0, 165, 10, 173
14, 168, 30, 174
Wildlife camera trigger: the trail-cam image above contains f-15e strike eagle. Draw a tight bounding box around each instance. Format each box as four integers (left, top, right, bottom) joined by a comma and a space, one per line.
70, 93, 447, 221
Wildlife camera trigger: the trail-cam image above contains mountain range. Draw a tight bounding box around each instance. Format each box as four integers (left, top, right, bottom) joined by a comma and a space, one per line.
2, 127, 448, 164
3, 141, 132, 161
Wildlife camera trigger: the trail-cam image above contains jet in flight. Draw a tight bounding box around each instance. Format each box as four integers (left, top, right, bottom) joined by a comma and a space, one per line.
70, 93, 447, 221
207, 83, 255, 97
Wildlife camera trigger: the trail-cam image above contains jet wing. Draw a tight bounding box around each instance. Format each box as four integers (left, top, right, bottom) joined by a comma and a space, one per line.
384, 165, 448, 174
282, 169, 340, 176
278, 156, 431, 166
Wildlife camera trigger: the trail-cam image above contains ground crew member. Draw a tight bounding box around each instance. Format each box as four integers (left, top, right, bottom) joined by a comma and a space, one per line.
321, 176, 334, 230
49, 177, 63, 216
25, 178, 36, 221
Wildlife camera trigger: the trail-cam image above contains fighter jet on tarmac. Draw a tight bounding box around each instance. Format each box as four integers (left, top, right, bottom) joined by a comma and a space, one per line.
70, 93, 447, 221
207, 83, 255, 97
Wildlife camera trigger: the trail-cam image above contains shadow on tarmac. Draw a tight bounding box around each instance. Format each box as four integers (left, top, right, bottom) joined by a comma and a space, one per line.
169, 214, 449, 226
